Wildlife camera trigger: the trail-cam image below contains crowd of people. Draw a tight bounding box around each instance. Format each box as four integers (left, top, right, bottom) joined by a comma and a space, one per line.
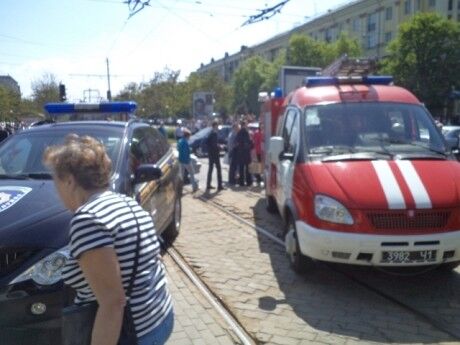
175, 116, 264, 193
0, 121, 26, 143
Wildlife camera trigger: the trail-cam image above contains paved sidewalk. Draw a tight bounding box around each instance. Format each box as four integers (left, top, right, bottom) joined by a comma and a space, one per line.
163, 254, 239, 345
175, 186, 456, 345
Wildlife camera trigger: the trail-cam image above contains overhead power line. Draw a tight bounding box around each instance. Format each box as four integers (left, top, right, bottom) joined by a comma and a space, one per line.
125, 0, 151, 18
241, 0, 290, 26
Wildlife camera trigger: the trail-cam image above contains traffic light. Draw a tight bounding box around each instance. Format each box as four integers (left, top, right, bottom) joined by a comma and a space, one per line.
59, 83, 67, 102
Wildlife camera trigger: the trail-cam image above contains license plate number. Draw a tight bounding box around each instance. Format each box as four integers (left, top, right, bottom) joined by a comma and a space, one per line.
381, 250, 437, 264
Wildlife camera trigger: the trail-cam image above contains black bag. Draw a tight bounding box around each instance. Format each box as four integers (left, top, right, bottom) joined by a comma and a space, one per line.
62, 303, 136, 345
61, 198, 141, 345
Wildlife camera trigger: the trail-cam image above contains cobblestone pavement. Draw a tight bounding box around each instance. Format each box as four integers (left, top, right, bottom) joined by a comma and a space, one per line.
163, 254, 240, 345
173, 159, 459, 344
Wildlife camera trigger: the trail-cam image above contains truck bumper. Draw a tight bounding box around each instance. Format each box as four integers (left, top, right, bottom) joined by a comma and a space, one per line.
296, 220, 460, 266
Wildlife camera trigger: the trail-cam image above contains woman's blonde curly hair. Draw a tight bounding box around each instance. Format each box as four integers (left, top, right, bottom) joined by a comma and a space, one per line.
43, 134, 112, 190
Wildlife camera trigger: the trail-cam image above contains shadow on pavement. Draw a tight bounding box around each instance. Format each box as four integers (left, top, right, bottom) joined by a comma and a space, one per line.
251, 197, 459, 343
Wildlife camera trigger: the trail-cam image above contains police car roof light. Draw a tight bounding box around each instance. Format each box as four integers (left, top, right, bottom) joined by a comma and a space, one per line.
305, 76, 393, 87
44, 101, 137, 114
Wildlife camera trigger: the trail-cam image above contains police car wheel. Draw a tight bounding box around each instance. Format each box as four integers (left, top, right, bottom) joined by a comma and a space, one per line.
164, 196, 181, 243
266, 195, 278, 214
196, 146, 204, 157
286, 216, 313, 274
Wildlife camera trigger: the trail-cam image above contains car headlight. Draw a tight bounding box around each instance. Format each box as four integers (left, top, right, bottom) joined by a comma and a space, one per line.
314, 195, 353, 225
10, 247, 69, 285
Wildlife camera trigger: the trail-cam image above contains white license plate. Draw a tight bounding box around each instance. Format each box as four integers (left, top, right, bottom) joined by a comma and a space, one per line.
381, 250, 437, 264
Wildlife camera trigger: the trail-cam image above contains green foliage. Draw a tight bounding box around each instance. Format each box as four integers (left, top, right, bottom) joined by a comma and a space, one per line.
30, 73, 60, 112
333, 32, 362, 59
380, 13, 460, 113
231, 55, 272, 115
287, 32, 362, 68
114, 68, 232, 120
287, 34, 333, 68
0, 86, 20, 120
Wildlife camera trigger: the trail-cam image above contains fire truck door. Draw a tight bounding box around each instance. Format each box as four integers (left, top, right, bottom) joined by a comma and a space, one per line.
275, 109, 299, 210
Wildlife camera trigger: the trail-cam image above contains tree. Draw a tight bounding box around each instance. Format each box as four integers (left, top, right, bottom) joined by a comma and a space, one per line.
380, 13, 460, 116
287, 34, 333, 68
333, 32, 362, 59
287, 32, 363, 69
231, 56, 272, 116
186, 71, 232, 119
31, 73, 60, 112
0, 86, 20, 120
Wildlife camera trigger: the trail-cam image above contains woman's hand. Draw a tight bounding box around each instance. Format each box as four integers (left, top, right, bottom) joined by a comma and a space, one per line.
79, 247, 126, 345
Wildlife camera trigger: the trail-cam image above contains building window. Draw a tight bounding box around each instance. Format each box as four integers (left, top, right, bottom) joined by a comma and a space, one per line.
367, 13, 377, 32
404, 0, 411, 14
385, 7, 393, 20
448, 0, 453, 10
416, 0, 421, 11
353, 18, 360, 31
429, 0, 436, 7
384, 31, 392, 43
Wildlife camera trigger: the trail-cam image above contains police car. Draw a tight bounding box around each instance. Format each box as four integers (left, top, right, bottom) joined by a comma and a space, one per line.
0, 102, 182, 344
263, 76, 460, 273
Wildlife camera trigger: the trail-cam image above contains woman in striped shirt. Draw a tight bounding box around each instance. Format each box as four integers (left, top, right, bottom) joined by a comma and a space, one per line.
43, 134, 173, 345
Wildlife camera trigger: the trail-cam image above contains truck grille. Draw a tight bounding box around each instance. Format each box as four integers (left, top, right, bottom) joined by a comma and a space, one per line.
367, 211, 450, 230
0, 247, 37, 278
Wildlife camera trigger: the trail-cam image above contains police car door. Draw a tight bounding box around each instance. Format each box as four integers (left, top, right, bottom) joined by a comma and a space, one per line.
276, 108, 299, 211
129, 126, 167, 230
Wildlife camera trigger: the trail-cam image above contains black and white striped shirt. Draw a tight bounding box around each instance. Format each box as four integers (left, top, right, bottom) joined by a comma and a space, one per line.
62, 191, 172, 338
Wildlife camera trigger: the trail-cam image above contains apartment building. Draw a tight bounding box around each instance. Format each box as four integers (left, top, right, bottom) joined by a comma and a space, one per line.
197, 0, 459, 80
0, 75, 20, 95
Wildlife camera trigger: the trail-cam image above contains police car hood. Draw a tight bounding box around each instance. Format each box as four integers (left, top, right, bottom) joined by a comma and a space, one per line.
302, 160, 460, 209
0, 180, 70, 248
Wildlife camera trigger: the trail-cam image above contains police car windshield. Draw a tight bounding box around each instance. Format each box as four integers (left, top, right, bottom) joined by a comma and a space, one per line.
0, 128, 122, 177
304, 102, 446, 159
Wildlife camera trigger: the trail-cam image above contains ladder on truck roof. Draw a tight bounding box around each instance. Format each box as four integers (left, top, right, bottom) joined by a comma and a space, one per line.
321, 54, 378, 77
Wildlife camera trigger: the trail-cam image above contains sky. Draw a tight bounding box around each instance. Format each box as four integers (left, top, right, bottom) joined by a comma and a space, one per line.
0, 0, 349, 102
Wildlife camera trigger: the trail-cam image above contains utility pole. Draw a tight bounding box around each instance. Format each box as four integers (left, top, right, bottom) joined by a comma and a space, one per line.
106, 57, 112, 101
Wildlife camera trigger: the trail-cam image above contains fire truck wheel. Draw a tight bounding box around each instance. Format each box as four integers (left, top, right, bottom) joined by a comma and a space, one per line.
438, 261, 460, 272
285, 216, 314, 274
266, 195, 278, 214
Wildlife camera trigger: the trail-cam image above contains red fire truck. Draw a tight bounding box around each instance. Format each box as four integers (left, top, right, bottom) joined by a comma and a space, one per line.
261, 70, 460, 273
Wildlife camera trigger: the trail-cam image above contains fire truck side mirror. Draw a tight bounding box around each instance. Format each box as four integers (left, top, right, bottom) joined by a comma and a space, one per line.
269, 137, 284, 164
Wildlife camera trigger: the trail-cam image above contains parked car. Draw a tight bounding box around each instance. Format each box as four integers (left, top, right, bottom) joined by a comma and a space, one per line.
189, 125, 231, 157
442, 125, 460, 139
0, 102, 183, 344
442, 125, 460, 160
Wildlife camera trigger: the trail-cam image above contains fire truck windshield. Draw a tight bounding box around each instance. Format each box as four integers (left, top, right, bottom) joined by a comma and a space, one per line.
303, 102, 447, 159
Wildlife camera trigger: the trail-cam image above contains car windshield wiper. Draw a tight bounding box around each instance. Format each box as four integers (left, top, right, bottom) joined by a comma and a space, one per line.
309, 145, 355, 155
0, 173, 30, 180
321, 151, 393, 162
366, 137, 448, 158
0, 172, 52, 180
26, 172, 53, 179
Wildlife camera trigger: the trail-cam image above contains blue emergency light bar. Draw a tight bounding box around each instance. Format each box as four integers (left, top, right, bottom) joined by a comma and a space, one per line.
44, 101, 137, 114
304, 76, 393, 88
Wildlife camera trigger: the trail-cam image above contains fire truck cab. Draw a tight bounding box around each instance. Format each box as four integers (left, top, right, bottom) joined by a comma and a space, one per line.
262, 75, 460, 273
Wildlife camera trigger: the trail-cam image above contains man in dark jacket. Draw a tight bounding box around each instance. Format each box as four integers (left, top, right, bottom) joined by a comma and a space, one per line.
206, 121, 224, 191
234, 120, 253, 186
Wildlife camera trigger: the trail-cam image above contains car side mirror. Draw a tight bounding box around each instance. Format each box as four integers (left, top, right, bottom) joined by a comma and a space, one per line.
134, 164, 162, 184
269, 137, 284, 164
